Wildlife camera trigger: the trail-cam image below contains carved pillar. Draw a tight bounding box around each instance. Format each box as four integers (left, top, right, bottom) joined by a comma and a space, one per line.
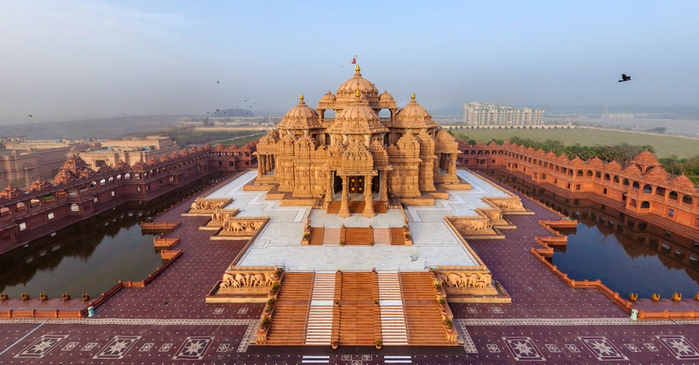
380, 170, 388, 202
338, 175, 350, 217
362, 174, 375, 217
448, 153, 457, 175
258, 155, 265, 176
324, 171, 333, 208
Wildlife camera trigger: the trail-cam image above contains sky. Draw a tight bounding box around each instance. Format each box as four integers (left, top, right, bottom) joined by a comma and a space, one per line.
0, 0, 698, 121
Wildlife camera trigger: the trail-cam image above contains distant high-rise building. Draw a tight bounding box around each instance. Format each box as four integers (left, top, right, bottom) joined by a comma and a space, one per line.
462, 102, 544, 127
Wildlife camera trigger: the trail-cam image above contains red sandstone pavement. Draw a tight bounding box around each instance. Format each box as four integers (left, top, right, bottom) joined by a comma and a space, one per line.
0, 170, 698, 364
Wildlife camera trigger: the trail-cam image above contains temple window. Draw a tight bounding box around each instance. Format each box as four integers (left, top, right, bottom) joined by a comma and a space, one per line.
100, 179, 106, 186
16, 202, 26, 211
108, 177, 114, 183
641, 201, 650, 209
595, 171, 601, 178
604, 173, 610, 181
669, 191, 678, 200
668, 208, 675, 217
47, 212, 54, 220
575, 184, 581, 190
93, 197, 98, 203
135, 173, 141, 179
0, 207, 10, 216
603, 188, 608, 195
19, 222, 26, 231
632, 181, 639, 189
613, 176, 620, 183
682, 195, 693, 205
70, 204, 79, 212
111, 191, 116, 197
656, 187, 666, 197
577, 170, 583, 176
643, 184, 652, 194
622, 178, 629, 186
124, 173, 131, 180
587, 170, 593, 177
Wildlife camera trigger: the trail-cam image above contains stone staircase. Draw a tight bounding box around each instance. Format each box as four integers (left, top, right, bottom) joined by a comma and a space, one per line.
305, 272, 336, 345
338, 272, 378, 346
322, 228, 341, 245
400, 272, 450, 346
373, 228, 391, 246
377, 272, 409, 345
265, 273, 314, 345
345, 227, 373, 245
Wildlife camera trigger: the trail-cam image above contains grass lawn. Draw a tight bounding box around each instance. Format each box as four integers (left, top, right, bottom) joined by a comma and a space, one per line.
452, 128, 699, 159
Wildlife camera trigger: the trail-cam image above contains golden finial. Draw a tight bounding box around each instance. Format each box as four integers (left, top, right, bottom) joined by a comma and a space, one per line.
355, 64, 360, 72
411, 93, 416, 100
355, 90, 361, 99
300, 94, 304, 101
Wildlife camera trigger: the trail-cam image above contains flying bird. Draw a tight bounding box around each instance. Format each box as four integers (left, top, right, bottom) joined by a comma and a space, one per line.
217, 81, 219, 84
27, 115, 32, 117
618, 74, 631, 82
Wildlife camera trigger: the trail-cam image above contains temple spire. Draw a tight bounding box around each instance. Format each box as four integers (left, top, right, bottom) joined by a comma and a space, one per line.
354, 64, 361, 76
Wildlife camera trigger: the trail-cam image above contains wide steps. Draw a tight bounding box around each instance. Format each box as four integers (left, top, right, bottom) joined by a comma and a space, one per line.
345, 227, 374, 245
322, 228, 341, 245
373, 228, 391, 245
390, 228, 406, 245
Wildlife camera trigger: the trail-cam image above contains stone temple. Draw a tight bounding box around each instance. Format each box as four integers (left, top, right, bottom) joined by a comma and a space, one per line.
254, 64, 461, 217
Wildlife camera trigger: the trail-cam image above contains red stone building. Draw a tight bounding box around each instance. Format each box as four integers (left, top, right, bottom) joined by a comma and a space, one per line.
458, 141, 699, 239
0, 143, 256, 254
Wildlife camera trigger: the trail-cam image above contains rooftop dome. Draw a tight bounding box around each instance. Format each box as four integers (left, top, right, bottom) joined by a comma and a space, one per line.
327, 90, 388, 135
379, 90, 394, 102
320, 90, 336, 102
278, 95, 321, 130
336, 65, 379, 104
632, 150, 661, 167
394, 94, 438, 129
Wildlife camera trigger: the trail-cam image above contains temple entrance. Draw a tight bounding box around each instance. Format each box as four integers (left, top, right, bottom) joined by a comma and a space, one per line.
333, 173, 342, 194
348, 176, 364, 194
372, 175, 380, 194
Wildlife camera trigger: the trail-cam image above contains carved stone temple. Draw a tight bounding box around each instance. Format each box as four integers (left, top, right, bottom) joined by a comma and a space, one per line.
254, 65, 461, 217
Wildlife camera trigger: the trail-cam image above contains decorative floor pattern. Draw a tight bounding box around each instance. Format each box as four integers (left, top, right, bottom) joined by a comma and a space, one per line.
93, 335, 141, 359
14, 335, 67, 359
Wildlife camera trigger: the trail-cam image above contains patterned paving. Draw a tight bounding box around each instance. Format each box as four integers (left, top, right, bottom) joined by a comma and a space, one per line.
1, 170, 699, 364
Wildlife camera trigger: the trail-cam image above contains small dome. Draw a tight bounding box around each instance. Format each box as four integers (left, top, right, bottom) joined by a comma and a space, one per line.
278, 95, 321, 130
632, 150, 660, 167
320, 91, 336, 103
394, 94, 437, 129
379, 90, 394, 102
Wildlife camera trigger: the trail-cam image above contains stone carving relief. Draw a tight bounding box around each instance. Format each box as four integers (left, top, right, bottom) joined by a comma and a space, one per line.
189, 198, 233, 213
434, 266, 498, 296
217, 266, 281, 295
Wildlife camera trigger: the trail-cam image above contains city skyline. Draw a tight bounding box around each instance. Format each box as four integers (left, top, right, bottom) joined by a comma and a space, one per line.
1, 1, 698, 121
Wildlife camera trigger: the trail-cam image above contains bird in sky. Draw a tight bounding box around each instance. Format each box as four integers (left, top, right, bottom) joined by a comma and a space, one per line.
217, 81, 219, 84
618, 74, 631, 82
27, 115, 32, 117
206, 112, 209, 114
216, 109, 219, 112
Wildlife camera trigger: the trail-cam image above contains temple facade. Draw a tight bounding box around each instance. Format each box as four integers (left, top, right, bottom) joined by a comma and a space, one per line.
254, 65, 460, 217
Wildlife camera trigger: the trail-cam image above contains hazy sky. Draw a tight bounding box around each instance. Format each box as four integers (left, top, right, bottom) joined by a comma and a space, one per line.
1, 0, 698, 121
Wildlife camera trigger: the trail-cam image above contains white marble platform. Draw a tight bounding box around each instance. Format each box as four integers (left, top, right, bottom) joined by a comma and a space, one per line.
206, 169, 509, 272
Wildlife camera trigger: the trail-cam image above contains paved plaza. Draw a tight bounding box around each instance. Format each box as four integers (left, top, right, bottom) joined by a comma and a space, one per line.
0, 170, 697, 364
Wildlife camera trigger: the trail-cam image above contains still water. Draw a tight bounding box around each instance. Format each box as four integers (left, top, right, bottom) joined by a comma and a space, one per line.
0, 175, 220, 298
495, 172, 699, 299
553, 221, 699, 298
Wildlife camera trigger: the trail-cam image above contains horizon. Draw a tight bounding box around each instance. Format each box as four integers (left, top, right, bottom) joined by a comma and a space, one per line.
1, 1, 698, 123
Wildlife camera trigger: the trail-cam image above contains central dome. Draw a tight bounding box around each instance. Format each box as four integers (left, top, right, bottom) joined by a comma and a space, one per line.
336, 65, 379, 103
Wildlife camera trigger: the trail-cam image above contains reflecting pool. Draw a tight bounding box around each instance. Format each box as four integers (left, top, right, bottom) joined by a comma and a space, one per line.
492, 171, 699, 298
0, 175, 222, 298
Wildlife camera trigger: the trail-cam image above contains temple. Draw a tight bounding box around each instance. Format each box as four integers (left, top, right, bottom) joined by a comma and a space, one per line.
254, 65, 461, 217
